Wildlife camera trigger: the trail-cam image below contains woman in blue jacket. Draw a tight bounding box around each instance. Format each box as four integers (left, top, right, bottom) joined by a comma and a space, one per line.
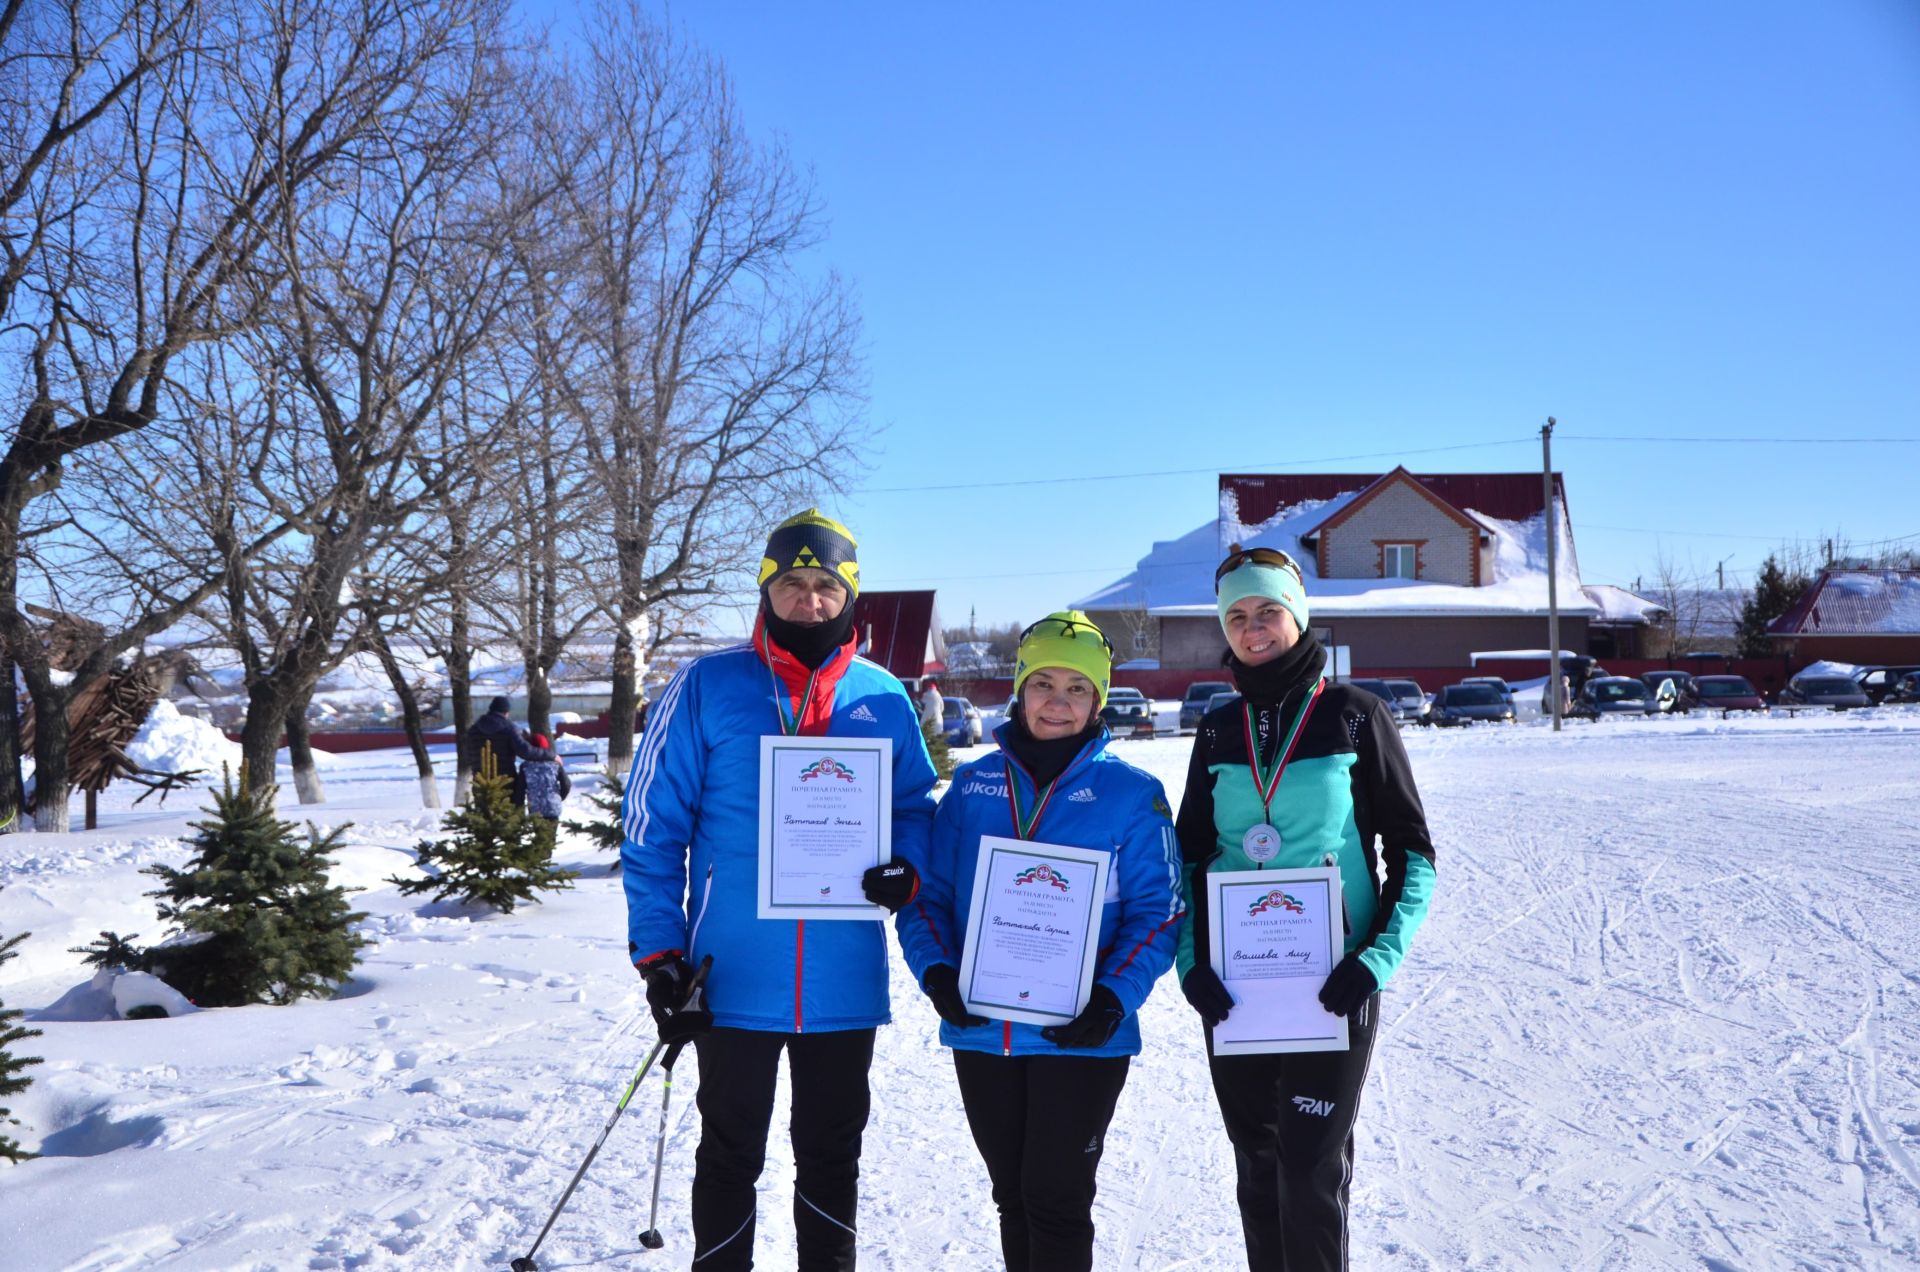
895, 612, 1183, 1272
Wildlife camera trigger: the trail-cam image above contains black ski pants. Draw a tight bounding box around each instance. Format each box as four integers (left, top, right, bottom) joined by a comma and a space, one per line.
952, 1049, 1131, 1272
1208, 994, 1379, 1272
690, 1025, 876, 1271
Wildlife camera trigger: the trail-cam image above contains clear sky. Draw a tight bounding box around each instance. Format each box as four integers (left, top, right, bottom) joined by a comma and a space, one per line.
537, 1, 1920, 632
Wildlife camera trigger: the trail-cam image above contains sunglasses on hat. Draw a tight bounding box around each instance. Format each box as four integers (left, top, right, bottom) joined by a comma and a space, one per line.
1214, 544, 1303, 588
1018, 616, 1115, 659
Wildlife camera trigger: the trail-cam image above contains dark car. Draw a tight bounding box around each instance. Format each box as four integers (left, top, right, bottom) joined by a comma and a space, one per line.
1431, 682, 1516, 726
1780, 676, 1872, 710
1851, 665, 1920, 706
1573, 676, 1658, 719
1695, 674, 1766, 714
1099, 686, 1156, 738
1180, 680, 1234, 732
1461, 675, 1515, 707
941, 696, 983, 745
1636, 670, 1700, 713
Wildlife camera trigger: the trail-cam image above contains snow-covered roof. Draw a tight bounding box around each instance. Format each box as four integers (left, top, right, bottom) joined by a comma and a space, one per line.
1074, 475, 1607, 620
1583, 584, 1668, 625
1770, 570, 1920, 637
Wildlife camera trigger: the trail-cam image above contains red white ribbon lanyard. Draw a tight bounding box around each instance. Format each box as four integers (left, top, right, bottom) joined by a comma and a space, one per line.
1242, 676, 1326, 825
763, 628, 824, 737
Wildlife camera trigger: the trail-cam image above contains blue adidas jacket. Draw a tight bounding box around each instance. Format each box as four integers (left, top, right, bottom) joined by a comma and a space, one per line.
895, 723, 1184, 1058
621, 636, 937, 1033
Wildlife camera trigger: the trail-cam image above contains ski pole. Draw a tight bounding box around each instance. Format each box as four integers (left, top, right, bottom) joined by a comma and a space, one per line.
511, 955, 710, 1272
637, 1036, 691, 1250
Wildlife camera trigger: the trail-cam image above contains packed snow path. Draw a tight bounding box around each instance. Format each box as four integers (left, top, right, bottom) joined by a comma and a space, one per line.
2, 716, 1917, 1269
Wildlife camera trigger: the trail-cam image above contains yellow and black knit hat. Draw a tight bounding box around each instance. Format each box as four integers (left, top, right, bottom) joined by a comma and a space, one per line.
758, 509, 860, 598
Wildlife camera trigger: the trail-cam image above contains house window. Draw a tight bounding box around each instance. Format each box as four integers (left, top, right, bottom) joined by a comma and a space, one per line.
1383, 543, 1417, 579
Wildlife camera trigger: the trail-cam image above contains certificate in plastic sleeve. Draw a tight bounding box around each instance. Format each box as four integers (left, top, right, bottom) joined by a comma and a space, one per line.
1205, 866, 1349, 1055
957, 836, 1112, 1028
756, 735, 892, 921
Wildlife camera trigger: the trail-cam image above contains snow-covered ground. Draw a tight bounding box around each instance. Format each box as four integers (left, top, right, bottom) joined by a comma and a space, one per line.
3, 711, 1919, 1270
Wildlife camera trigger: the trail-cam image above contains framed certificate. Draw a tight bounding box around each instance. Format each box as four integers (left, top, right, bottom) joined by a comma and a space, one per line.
756, 735, 893, 921
1205, 866, 1349, 1055
958, 836, 1112, 1027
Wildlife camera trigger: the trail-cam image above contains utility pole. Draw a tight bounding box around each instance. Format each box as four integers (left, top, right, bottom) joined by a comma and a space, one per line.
1543, 417, 1562, 733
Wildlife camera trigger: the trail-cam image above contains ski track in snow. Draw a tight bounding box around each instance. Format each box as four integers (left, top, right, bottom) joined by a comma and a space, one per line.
1, 718, 1918, 1269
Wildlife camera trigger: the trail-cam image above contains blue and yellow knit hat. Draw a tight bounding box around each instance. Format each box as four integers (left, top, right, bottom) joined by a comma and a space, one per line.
759, 509, 860, 598
1013, 611, 1114, 708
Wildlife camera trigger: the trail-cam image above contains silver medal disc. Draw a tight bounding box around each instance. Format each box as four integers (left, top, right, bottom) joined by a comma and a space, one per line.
1242, 823, 1281, 863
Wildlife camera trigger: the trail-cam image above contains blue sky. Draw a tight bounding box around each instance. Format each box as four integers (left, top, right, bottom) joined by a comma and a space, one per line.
540, 1, 1920, 630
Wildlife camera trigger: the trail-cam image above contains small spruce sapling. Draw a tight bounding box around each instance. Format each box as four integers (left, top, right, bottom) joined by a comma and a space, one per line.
392, 749, 578, 912
1, 890, 44, 1163
141, 768, 368, 1007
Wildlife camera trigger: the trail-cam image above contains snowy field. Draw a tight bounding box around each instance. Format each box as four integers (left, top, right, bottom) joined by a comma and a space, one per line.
3, 710, 1919, 1270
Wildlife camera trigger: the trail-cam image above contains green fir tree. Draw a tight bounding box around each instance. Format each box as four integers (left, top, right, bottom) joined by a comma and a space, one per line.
563, 766, 625, 870
393, 751, 578, 912
921, 714, 955, 782
1736, 554, 1812, 657
141, 769, 369, 1007
1, 891, 45, 1163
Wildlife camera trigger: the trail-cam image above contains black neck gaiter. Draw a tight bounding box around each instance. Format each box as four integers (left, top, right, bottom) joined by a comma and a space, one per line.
762, 600, 856, 670
1002, 711, 1102, 788
1228, 628, 1327, 705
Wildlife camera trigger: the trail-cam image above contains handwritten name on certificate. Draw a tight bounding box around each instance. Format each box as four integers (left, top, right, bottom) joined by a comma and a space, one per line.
958, 836, 1112, 1028
756, 736, 892, 921
1206, 867, 1349, 1055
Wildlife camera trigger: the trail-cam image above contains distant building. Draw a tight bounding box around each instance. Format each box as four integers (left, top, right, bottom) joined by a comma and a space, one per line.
853, 590, 947, 687
1767, 569, 1920, 665
1076, 467, 1664, 675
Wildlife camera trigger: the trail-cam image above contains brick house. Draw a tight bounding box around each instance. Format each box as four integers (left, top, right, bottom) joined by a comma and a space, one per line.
1766, 569, 1920, 666
1077, 468, 1663, 678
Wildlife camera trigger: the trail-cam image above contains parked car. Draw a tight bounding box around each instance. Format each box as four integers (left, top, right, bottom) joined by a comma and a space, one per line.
1180, 680, 1234, 731
1385, 679, 1431, 726
1460, 675, 1515, 707
1694, 674, 1766, 714
1780, 676, 1872, 711
1431, 682, 1516, 726
1349, 677, 1422, 725
941, 696, 983, 745
1636, 670, 1700, 713
1099, 686, 1156, 738
1206, 690, 1243, 717
1572, 676, 1658, 719
1851, 665, 1920, 706
1888, 671, 1920, 704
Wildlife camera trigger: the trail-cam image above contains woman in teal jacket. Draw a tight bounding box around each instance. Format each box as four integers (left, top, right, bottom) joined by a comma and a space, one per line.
896, 612, 1182, 1272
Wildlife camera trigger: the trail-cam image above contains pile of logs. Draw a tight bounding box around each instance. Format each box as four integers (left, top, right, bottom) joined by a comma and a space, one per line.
14, 604, 206, 828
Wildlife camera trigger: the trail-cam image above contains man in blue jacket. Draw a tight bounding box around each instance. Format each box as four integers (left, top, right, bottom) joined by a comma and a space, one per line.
622, 510, 937, 1271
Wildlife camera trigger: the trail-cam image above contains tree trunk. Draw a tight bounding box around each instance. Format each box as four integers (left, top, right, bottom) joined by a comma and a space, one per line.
286, 698, 325, 805
527, 663, 552, 746
0, 649, 23, 835
24, 683, 73, 833
239, 680, 296, 799
608, 599, 648, 775
372, 632, 439, 809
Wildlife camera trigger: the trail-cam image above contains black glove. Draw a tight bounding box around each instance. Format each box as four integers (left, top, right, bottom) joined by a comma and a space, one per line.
1042, 984, 1126, 1049
861, 860, 920, 914
1317, 953, 1378, 1018
1181, 965, 1235, 1026
640, 954, 713, 1044
921, 963, 986, 1028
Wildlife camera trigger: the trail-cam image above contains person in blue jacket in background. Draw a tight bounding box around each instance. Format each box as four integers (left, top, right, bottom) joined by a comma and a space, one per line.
895, 611, 1183, 1272
621, 509, 937, 1271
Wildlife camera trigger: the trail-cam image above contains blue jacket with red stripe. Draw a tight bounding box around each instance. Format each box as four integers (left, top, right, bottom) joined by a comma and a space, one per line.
621, 621, 937, 1033
895, 722, 1184, 1058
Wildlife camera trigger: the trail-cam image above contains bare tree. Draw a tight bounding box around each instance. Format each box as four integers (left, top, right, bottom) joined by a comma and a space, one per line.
547, 4, 867, 772
2, 0, 503, 829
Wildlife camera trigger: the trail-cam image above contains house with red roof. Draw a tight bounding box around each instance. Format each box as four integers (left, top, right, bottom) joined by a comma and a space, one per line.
1766, 569, 1920, 666
1075, 468, 1664, 679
